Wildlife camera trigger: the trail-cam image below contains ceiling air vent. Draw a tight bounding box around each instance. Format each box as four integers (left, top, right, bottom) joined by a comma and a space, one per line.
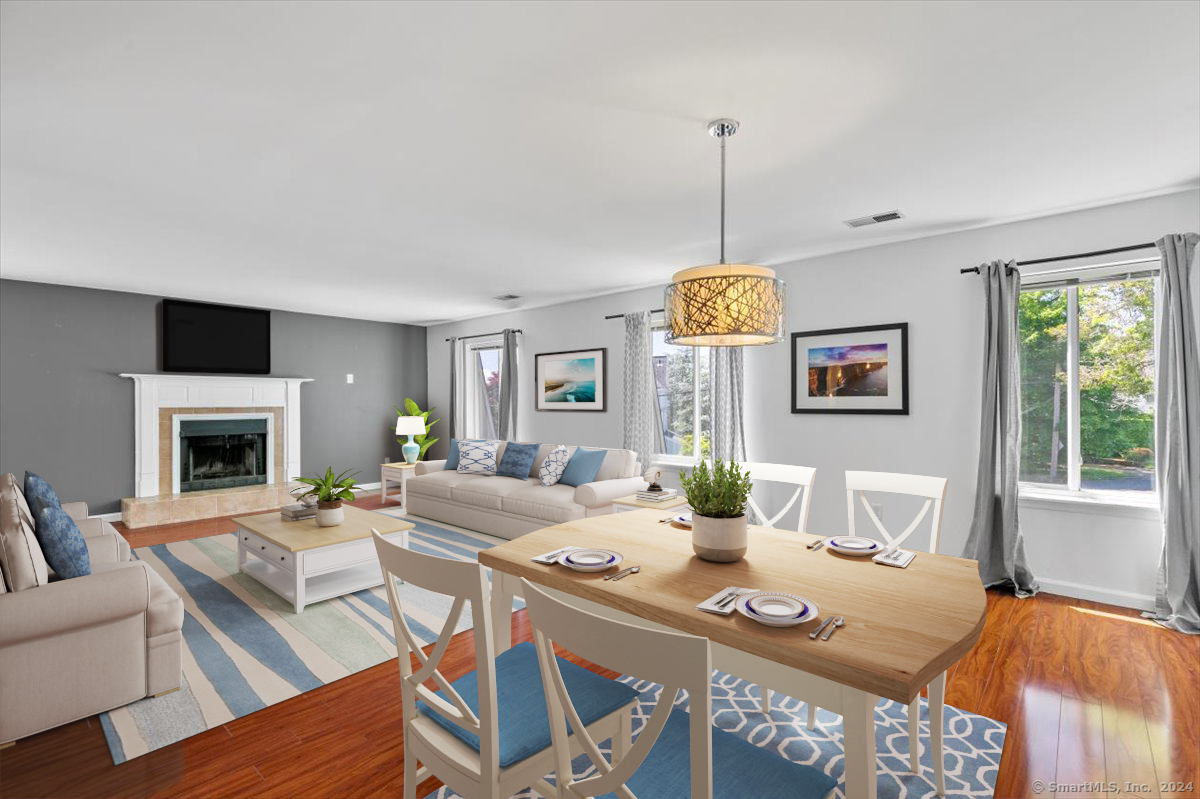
493, 293, 522, 305
844, 210, 905, 228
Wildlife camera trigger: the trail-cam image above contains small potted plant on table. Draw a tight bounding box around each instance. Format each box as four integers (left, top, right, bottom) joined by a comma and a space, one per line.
292, 467, 360, 527
680, 459, 753, 563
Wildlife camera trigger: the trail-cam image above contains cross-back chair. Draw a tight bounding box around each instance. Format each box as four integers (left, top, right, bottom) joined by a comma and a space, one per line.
807, 471, 949, 794
372, 531, 636, 799
737, 462, 817, 712
522, 577, 838, 799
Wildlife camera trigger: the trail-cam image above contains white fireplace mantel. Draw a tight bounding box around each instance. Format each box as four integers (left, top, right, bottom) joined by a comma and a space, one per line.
119, 374, 313, 498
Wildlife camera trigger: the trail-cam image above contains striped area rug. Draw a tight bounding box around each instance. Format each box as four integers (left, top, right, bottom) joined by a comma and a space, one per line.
99, 512, 509, 764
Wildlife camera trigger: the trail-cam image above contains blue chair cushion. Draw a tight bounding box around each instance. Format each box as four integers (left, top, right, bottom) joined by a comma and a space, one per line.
558, 447, 607, 487
596, 707, 837, 799
495, 442, 539, 480
416, 641, 638, 768
33, 505, 91, 579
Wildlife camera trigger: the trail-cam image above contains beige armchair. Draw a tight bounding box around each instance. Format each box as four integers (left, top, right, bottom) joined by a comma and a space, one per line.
0, 473, 183, 746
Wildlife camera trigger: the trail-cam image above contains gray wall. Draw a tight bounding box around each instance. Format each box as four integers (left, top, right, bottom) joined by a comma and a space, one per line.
0, 280, 427, 513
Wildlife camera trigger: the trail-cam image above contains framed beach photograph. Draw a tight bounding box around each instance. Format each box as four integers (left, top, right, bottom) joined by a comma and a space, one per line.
791, 323, 908, 414
535, 348, 607, 411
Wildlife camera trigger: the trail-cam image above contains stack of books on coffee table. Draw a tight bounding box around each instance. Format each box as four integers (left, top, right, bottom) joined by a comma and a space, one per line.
636, 488, 678, 502
280, 503, 316, 522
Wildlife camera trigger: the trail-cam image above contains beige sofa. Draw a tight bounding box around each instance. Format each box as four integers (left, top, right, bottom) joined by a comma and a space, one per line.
407, 443, 648, 539
0, 473, 184, 746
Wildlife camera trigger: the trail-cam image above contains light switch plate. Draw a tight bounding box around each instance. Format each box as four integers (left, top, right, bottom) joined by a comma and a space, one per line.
346, 373, 354, 384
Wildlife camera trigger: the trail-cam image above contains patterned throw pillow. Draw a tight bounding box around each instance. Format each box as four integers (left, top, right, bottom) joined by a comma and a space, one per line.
496, 442, 539, 480
33, 504, 91, 579
456, 440, 499, 475
539, 445, 571, 486
23, 471, 61, 529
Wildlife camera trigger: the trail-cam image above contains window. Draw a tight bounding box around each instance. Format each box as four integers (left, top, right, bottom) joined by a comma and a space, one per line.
1018, 272, 1156, 495
652, 327, 710, 461
461, 336, 504, 440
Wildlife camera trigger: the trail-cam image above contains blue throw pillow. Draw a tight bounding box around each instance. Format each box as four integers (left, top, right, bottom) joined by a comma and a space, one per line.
33, 505, 91, 579
496, 442, 539, 480
558, 447, 607, 487
23, 471, 61, 516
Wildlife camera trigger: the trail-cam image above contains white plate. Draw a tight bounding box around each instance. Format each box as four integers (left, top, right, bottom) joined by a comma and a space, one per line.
735, 591, 818, 627
826, 536, 883, 557
748, 593, 807, 618
558, 548, 623, 573
674, 513, 693, 527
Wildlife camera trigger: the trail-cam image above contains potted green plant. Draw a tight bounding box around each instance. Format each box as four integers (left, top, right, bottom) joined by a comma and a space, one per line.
680, 459, 753, 562
393, 399, 439, 463
292, 467, 360, 527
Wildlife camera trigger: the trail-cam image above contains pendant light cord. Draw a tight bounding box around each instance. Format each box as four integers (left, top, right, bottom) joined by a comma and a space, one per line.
719, 133, 727, 265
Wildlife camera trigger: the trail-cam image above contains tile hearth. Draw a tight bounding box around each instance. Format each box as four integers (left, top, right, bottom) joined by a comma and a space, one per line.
121, 482, 302, 528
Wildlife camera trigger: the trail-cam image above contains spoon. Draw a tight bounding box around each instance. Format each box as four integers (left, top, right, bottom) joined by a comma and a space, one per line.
821, 616, 845, 641
611, 566, 641, 581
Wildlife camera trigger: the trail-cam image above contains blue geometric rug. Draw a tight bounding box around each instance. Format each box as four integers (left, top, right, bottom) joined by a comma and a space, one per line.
424, 671, 1005, 799
98, 514, 512, 764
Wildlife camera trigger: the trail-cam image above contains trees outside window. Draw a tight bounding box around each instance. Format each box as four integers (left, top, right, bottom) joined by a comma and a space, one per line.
651, 329, 710, 460
1018, 277, 1155, 493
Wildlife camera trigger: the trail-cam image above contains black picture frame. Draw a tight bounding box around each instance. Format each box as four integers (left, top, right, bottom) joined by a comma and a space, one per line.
534, 348, 608, 412
790, 323, 909, 415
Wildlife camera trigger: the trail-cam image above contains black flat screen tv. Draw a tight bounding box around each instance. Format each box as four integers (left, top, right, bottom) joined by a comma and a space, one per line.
162, 299, 271, 374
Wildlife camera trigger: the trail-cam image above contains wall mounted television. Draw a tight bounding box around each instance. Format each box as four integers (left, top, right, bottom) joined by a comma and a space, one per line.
161, 299, 271, 374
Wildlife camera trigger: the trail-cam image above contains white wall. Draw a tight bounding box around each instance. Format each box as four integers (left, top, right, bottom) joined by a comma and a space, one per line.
427, 189, 1200, 609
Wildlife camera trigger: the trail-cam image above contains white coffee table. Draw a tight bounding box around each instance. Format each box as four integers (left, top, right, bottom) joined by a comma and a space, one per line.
235, 505, 414, 613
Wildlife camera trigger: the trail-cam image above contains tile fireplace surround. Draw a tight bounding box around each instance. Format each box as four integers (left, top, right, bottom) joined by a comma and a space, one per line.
119, 374, 311, 528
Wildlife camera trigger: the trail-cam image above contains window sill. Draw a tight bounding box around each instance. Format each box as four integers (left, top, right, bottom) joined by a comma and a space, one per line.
651, 455, 701, 470
1018, 484, 1160, 520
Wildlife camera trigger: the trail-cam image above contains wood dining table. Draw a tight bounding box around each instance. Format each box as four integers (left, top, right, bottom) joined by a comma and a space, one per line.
479, 509, 987, 799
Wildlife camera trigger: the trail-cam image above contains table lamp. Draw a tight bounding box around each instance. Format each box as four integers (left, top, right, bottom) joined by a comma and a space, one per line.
395, 416, 426, 464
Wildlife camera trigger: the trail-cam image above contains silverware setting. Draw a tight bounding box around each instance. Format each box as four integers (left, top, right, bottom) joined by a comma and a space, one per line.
609, 566, 641, 581
604, 565, 635, 580
658, 516, 675, 524
716, 590, 741, 609
536, 547, 573, 563
821, 616, 845, 641
809, 617, 834, 639
806, 538, 823, 550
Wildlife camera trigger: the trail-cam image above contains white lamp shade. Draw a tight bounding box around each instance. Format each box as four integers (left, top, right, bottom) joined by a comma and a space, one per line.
395, 416, 426, 436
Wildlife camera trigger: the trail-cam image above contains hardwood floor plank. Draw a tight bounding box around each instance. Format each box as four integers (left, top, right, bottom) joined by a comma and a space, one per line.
1057, 695, 1110, 799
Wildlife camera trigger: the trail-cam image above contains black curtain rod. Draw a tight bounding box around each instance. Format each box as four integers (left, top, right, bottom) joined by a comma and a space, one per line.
960, 242, 1157, 274
444, 329, 523, 343
605, 308, 665, 320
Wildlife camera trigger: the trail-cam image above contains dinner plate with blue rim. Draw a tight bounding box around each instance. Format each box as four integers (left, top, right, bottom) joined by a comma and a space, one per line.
735, 591, 819, 627
673, 513, 692, 527
558, 548, 623, 573
825, 536, 883, 557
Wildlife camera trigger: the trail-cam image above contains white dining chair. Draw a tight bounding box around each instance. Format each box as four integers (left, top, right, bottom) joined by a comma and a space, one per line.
521, 577, 838, 799
736, 462, 817, 713
806, 471, 949, 795
371, 531, 637, 799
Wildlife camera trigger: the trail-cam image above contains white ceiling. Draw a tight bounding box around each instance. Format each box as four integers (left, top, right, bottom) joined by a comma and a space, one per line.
2, 1, 1198, 325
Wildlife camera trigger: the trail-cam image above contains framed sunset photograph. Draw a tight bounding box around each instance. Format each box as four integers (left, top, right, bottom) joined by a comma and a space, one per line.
535, 348, 607, 411
791, 323, 908, 414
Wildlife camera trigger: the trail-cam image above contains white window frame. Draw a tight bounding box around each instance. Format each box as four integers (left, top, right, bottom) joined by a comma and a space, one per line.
458, 334, 504, 441
649, 320, 708, 469
1017, 257, 1160, 512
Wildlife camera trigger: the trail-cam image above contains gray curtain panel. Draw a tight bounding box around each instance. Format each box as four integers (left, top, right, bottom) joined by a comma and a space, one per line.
1146, 233, 1200, 634
498, 328, 519, 440
622, 311, 664, 470
710, 346, 747, 463
448, 337, 460, 440
962, 260, 1039, 597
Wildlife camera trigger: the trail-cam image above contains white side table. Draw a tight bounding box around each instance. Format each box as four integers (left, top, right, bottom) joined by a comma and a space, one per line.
380, 462, 417, 508
612, 493, 690, 515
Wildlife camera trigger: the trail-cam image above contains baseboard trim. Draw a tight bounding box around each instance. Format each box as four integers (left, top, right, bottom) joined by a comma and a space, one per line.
92, 512, 123, 523
353, 482, 381, 492
1038, 578, 1155, 611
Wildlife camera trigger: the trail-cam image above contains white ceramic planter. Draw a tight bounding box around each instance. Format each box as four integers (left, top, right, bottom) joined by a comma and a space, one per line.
691, 514, 748, 562
316, 501, 344, 527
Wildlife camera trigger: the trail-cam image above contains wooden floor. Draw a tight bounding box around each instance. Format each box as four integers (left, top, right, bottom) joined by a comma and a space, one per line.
2, 496, 1196, 799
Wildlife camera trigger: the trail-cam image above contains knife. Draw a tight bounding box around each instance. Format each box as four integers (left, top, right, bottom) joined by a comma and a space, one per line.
610, 566, 641, 581
809, 616, 835, 639
604, 566, 636, 581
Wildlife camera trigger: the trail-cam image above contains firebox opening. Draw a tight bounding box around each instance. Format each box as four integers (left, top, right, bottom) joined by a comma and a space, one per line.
178, 418, 269, 493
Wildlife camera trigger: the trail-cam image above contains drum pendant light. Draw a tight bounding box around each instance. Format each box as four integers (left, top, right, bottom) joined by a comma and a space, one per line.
665, 119, 785, 346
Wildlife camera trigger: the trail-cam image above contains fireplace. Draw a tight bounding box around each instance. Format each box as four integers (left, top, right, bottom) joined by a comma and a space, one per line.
177, 417, 270, 493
